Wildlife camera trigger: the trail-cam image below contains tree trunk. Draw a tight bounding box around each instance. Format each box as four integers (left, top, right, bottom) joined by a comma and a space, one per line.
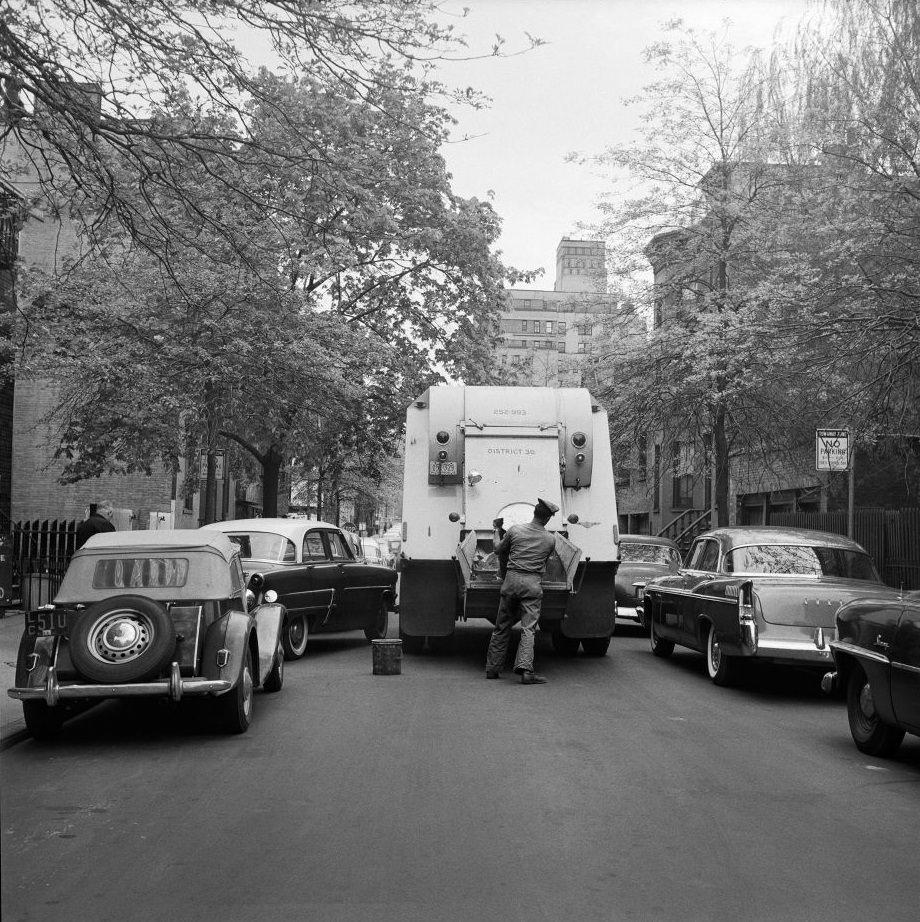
202, 450, 218, 524
262, 446, 283, 518
713, 405, 730, 528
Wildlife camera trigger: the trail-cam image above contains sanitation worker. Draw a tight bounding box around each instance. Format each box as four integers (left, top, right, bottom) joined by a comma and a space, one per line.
485, 497, 559, 685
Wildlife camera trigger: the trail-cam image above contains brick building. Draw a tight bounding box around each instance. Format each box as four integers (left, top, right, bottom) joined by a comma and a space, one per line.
1, 93, 265, 530
497, 238, 625, 387
1, 177, 23, 535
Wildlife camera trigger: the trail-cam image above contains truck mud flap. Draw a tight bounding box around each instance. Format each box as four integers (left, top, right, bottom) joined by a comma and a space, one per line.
555, 561, 619, 638
399, 559, 460, 637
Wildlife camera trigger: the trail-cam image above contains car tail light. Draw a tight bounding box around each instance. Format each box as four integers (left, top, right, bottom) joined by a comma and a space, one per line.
738, 580, 757, 653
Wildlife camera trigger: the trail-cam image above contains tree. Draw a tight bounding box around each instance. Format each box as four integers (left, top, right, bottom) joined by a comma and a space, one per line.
761, 0, 920, 464
575, 20, 805, 526
1, 1, 535, 269
13, 60, 512, 519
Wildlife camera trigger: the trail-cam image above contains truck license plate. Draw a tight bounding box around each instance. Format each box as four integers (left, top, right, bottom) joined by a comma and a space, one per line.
429, 461, 457, 475
25, 610, 68, 636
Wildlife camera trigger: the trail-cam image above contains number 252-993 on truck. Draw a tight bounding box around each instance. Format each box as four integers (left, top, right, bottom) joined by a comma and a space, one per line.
398, 386, 621, 657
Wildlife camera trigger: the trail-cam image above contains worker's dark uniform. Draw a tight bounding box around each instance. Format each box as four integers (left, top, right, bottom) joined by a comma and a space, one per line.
485, 520, 556, 675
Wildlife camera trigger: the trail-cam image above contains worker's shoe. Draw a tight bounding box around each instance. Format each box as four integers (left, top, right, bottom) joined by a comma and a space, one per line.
519, 671, 547, 685
485, 670, 501, 679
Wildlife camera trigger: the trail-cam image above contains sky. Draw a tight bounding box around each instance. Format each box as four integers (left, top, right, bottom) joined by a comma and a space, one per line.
432, 0, 812, 288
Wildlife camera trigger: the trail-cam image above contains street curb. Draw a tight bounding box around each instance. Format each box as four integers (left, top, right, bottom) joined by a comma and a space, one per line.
0, 729, 30, 751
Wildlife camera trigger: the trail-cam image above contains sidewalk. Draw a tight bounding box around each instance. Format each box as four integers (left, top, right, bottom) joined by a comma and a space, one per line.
0, 609, 28, 745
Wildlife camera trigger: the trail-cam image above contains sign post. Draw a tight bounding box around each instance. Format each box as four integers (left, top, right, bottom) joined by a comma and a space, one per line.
816, 429, 854, 537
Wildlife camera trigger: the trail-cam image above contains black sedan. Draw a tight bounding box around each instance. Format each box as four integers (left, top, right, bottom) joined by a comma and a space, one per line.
615, 534, 681, 623
824, 592, 920, 756
208, 518, 398, 659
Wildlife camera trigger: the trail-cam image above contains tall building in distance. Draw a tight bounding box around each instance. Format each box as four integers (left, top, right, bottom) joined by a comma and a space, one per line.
497, 237, 619, 387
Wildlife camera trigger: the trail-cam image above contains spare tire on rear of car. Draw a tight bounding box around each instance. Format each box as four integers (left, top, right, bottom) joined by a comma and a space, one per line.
70, 595, 176, 683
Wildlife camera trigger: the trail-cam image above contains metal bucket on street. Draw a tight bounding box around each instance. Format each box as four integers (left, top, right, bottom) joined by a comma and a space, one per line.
371, 639, 402, 675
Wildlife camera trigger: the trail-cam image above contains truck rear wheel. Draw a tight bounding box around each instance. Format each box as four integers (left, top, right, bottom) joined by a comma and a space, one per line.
581, 636, 610, 657
552, 631, 580, 656
427, 633, 454, 654
399, 630, 425, 654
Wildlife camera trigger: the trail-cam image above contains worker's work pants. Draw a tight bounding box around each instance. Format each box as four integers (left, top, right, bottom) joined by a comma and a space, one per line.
486, 570, 543, 674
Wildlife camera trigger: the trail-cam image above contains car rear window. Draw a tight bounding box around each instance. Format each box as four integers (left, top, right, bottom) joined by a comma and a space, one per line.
620, 543, 681, 566
93, 557, 189, 589
725, 545, 879, 580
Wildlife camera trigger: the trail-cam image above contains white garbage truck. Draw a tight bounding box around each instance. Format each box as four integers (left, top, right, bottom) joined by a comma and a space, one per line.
398, 385, 620, 656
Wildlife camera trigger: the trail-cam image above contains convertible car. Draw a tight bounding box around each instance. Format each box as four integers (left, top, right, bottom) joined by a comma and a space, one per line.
640, 526, 889, 687
8, 530, 285, 738
822, 592, 920, 756
207, 518, 398, 658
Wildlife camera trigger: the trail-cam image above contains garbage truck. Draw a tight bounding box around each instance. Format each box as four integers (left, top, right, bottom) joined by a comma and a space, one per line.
398, 385, 620, 655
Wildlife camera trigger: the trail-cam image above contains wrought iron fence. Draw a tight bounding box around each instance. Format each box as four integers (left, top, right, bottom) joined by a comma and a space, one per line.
10, 519, 77, 609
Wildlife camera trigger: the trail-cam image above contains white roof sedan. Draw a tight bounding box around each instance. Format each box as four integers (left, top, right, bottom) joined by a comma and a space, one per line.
207, 518, 398, 657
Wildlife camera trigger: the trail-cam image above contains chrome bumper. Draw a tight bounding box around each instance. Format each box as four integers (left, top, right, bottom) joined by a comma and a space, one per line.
754, 637, 835, 664
616, 605, 642, 622
7, 663, 232, 706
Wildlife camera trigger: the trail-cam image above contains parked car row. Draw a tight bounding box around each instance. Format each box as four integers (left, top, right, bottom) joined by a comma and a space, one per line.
7, 519, 398, 739
628, 526, 919, 758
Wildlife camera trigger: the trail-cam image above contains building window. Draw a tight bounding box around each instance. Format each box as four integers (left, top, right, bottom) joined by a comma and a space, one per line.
521, 319, 529, 333
653, 444, 661, 513
636, 435, 647, 482
672, 441, 694, 508
545, 321, 554, 334
577, 342, 586, 353
557, 342, 565, 353
558, 321, 566, 334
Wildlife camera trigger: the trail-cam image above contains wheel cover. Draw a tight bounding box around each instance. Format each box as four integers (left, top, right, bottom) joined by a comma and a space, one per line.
708, 629, 722, 674
241, 664, 253, 720
288, 617, 307, 653
87, 610, 155, 666
856, 681, 877, 729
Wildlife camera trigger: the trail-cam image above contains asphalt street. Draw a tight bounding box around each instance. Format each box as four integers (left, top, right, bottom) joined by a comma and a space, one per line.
2, 616, 919, 922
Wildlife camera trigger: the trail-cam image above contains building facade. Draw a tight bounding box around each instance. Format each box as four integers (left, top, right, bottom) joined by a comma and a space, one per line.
1, 91, 272, 530
497, 238, 620, 387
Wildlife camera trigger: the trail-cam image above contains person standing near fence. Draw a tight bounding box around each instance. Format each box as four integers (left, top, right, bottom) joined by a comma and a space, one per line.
75, 501, 116, 549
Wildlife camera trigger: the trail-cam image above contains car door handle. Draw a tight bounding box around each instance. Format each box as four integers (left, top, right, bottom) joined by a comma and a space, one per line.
875, 635, 890, 649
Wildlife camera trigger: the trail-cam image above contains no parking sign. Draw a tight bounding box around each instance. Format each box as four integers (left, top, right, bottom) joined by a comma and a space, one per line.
816, 428, 850, 471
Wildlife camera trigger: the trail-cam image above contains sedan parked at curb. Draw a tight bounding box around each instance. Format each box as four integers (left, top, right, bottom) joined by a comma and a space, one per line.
640, 526, 889, 687
822, 591, 920, 756
7, 530, 285, 739
207, 518, 398, 658
615, 534, 682, 623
